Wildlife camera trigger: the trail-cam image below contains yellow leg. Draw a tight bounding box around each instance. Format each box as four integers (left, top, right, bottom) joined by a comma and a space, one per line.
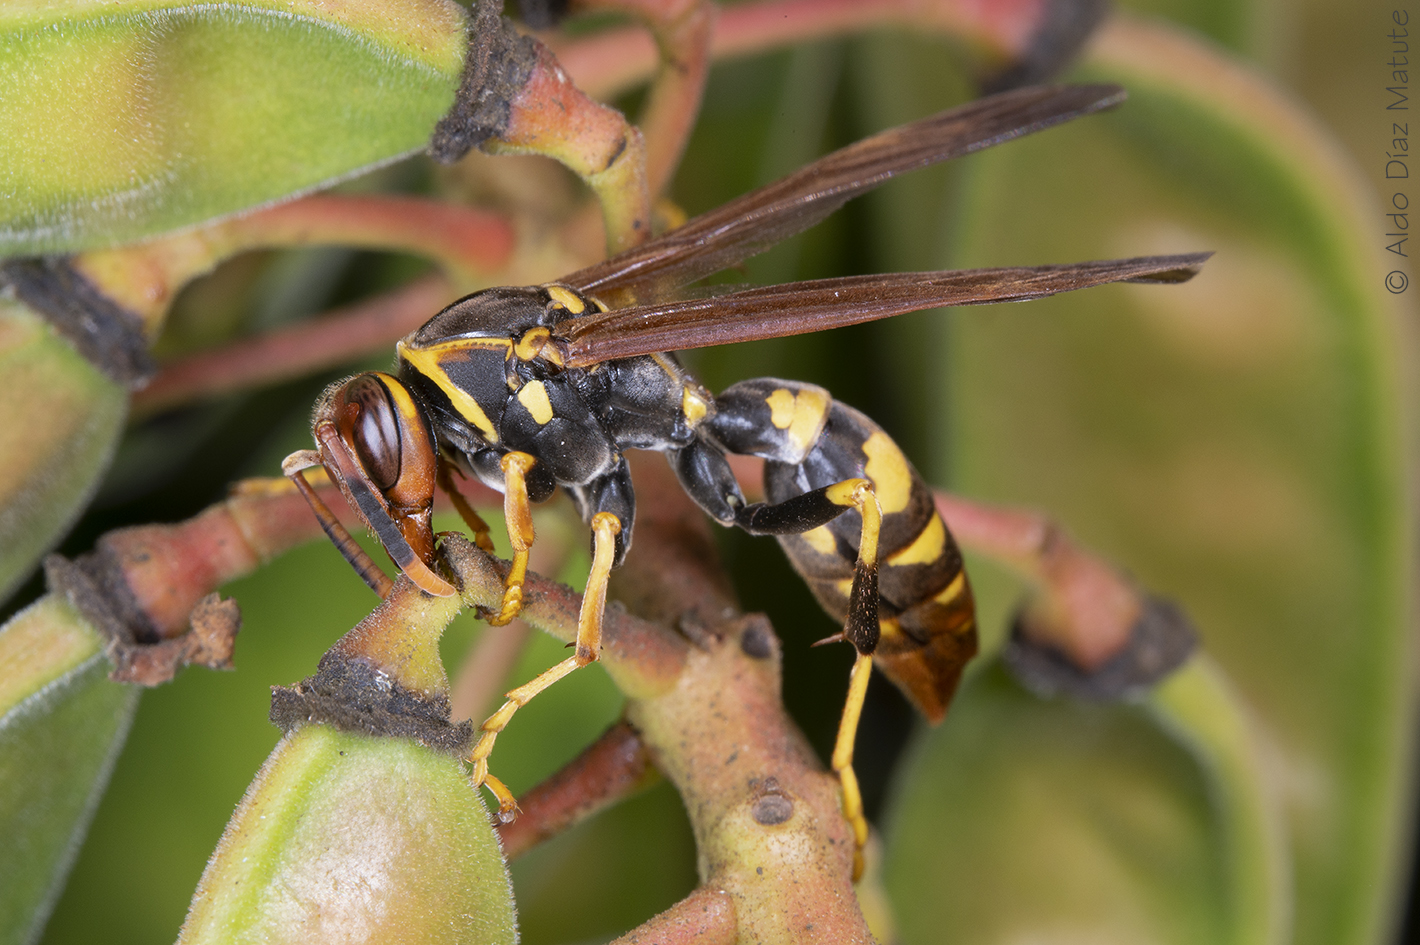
470, 512, 622, 812
437, 463, 495, 553
824, 478, 881, 563
482, 772, 521, 824
832, 651, 874, 883
822, 476, 883, 882
488, 452, 537, 626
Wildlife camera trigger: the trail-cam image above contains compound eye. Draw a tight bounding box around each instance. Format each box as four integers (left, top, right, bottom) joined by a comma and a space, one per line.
344, 376, 402, 492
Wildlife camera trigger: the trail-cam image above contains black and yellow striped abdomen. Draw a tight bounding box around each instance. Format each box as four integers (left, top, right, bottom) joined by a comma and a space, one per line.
710, 378, 977, 722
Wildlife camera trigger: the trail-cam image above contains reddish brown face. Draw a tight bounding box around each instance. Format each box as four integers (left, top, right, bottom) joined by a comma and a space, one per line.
314, 371, 450, 595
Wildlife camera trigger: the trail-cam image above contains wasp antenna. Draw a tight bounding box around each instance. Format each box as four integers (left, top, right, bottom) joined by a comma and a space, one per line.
286, 466, 395, 598
281, 449, 323, 476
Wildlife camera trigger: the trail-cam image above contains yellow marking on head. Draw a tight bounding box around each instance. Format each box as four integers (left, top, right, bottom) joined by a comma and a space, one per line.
800, 524, 837, 556
397, 340, 501, 443
766, 386, 830, 461
862, 431, 912, 514
543, 284, 587, 314
931, 570, 967, 606
886, 515, 946, 567
681, 386, 709, 426
378, 373, 426, 429
517, 380, 555, 425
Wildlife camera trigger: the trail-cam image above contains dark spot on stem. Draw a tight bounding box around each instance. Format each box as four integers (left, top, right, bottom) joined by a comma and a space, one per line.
752, 795, 793, 825
740, 621, 774, 659
602, 135, 628, 173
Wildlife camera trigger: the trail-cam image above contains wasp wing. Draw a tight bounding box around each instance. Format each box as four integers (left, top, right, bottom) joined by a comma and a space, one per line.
559, 83, 1127, 306
556, 254, 1211, 366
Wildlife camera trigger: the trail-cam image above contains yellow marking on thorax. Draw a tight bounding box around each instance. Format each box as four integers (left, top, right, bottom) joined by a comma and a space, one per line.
517, 380, 555, 425
543, 284, 587, 314
766, 386, 830, 461
397, 339, 502, 442
861, 431, 912, 514
681, 386, 710, 426
513, 327, 564, 366
931, 570, 967, 606
886, 515, 946, 567
800, 524, 838, 556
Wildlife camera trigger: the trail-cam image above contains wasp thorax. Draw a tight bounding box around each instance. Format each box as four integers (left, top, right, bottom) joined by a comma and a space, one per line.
340, 375, 402, 492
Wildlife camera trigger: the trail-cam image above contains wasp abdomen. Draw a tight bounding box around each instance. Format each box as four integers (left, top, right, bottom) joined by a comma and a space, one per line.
710, 378, 977, 722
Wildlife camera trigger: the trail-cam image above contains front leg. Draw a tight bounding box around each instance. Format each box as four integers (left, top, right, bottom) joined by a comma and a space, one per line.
486, 451, 537, 627
470, 460, 636, 817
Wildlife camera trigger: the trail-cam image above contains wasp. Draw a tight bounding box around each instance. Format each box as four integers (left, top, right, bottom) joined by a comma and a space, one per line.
282, 83, 1207, 874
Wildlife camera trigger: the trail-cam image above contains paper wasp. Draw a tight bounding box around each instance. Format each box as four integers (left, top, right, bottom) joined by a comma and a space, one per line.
282, 83, 1207, 874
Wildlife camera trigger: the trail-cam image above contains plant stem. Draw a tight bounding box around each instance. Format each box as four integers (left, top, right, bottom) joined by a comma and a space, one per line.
554, 0, 1050, 101
495, 721, 657, 859
76, 196, 515, 330
132, 275, 455, 415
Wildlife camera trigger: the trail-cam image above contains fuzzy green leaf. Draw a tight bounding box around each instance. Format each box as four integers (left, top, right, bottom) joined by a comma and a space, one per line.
0, 0, 466, 255
178, 725, 518, 945
0, 596, 138, 945
0, 302, 126, 603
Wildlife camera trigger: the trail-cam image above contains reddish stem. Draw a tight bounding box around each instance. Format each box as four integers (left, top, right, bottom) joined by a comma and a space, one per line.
573, 0, 717, 198
84, 476, 356, 639
488, 39, 652, 254
554, 0, 1049, 101
609, 886, 737, 945
495, 721, 658, 859
77, 196, 515, 330
132, 276, 454, 415
932, 491, 1141, 669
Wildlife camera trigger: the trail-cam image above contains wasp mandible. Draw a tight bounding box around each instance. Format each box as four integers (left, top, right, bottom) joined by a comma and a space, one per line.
283, 83, 1208, 873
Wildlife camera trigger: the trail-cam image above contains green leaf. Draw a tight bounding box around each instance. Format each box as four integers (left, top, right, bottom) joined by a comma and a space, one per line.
887, 15, 1411, 945
0, 0, 466, 255
0, 595, 138, 945
0, 301, 126, 603
177, 725, 517, 945
888, 661, 1235, 943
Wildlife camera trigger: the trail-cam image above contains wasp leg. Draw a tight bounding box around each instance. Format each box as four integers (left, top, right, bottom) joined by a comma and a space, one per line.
488, 451, 538, 626
731, 474, 883, 879
282, 450, 394, 598
469, 511, 622, 817
436, 462, 496, 553
482, 772, 521, 823
737, 476, 883, 880
822, 478, 882, 883
833, 650, 874, 880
